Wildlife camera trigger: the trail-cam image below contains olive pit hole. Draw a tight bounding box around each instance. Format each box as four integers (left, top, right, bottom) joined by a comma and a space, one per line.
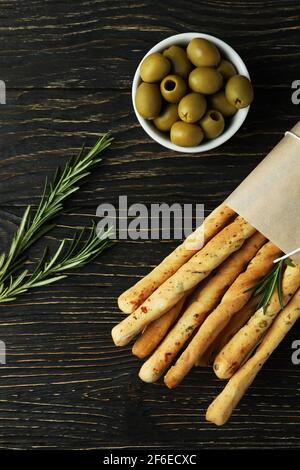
164, 80, 176, 91
210, 112, 219, 121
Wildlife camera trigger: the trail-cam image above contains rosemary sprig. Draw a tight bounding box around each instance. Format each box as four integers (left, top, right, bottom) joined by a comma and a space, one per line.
246, 258, 295, 313
0, 224, 113, 303
0, 133, 113, 283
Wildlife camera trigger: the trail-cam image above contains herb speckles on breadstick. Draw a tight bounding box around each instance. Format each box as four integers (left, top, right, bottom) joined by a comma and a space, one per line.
164, 241, 282, 388
206, 287, 300, 426
214, 263, 300, 379
118, 204, 235, 313
112, 216, 256, 346
132, 295, 187, 359
138, 232, 266, 383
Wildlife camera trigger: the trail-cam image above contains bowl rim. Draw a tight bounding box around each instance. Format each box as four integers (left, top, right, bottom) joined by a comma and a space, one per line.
132, 32, 251, 153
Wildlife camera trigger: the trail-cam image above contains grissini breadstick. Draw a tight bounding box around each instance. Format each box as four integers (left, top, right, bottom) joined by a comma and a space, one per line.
132, 296, 187, 359
118, 204, 235, 313
214, 263, 300, 379
112, 216, 256, 347
138, 232, 266, 382
197, 296, 260, 367
206, 288, 300, 426
164, 241, 282, 388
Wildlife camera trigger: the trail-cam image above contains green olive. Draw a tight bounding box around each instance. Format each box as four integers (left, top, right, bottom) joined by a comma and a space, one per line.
209, 91, 237, 117
187, 38, 220, 67
225, 75, 254, 109
171, 121, 204, 147
178, 93, 207, 123
163, 45, 192, 78
140, 52, 171, 83
154, 103, 179, 131
200, 110, 225, 139
189, 67, 223, 94
160, 74, 187, 103
217, 59, 237, 81
135, 82, 162, 119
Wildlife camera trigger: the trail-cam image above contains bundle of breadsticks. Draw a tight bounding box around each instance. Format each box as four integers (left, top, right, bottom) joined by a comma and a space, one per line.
112, 123, 300, 425
112, 203, 300, 425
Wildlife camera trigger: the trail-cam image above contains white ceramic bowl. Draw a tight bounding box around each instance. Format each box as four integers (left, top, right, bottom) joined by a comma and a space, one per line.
132, 32, 251, 153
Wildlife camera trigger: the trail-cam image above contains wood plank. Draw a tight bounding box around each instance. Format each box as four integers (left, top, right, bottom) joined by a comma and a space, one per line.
0, 0, 299, 450
0, 1, 298, 88
0, 87, 297, 207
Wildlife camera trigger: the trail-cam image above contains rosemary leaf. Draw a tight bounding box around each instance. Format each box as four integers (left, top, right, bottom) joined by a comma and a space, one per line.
246, 258, 295, 313
0, 133, 113, 284
0, 226, 113, 304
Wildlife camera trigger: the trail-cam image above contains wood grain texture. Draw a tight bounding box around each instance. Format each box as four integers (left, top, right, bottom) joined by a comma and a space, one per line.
0, 0, 299, 450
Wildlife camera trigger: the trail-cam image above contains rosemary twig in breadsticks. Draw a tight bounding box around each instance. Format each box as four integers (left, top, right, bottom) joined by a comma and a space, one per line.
118, 204, 235, 313
198, 296, 260, 367
112, 216, 256, 347
164, 241, 282, 388
214, 263, 300, 379
132, 296, 187, 359
138, 232, 266, 382
206, 287, 300, 426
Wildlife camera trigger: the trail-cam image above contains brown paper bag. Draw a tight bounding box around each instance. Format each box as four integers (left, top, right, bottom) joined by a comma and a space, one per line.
226, 121, 300, 263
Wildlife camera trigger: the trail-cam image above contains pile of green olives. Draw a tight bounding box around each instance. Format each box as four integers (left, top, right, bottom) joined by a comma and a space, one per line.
135, 38, 254, 148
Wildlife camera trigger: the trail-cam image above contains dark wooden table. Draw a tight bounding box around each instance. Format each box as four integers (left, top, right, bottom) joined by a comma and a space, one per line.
0, 0, 299, 450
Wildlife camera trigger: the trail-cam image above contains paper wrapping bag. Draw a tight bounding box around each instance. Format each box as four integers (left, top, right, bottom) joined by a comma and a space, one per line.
226, 121, 300, 263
